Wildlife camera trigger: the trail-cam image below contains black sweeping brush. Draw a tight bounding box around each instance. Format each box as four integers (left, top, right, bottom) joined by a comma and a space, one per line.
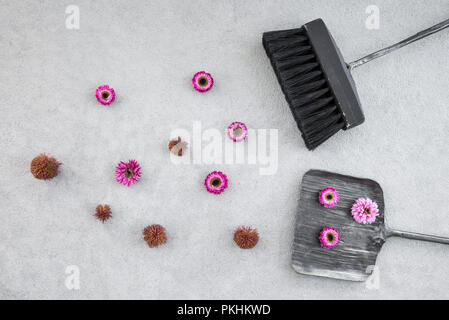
263, 18, 449, 150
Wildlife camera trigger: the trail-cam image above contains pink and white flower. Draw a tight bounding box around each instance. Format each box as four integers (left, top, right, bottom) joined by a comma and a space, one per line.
319, 187, 340, 208
351, 198, 379, 225
204, 171, 228, 195
227, 122, 248, 142
319, 227, 340, 249
192, 71, 214, 92
96, 85, 116, 105
115, 160, 141, 187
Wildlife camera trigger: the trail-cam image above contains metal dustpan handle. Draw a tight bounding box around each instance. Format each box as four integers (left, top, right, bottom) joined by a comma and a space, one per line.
348, 18, 449, 70
386, 228, 449, 246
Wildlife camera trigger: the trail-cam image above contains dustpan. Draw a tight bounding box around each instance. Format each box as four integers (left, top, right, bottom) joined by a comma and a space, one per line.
292, 170, 449, 282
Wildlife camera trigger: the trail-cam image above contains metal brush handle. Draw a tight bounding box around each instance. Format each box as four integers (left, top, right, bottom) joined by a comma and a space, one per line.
348, 18, 449, 70
386, 228, 449, 246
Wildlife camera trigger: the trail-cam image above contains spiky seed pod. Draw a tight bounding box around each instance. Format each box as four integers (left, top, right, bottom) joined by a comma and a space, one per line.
143, 224, 167, 248
94, 204, 112, 222
168, 136, 188, 156
234, 226, 259, 249
30, 153, 61, 180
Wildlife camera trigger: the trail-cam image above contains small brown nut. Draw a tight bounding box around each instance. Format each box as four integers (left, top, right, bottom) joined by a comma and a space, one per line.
168, 136, 188, 156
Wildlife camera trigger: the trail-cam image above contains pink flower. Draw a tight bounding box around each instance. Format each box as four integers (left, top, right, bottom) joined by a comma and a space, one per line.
319, 227, 340, 249
204, 171, 228, 195
228, 122, 248, 142
96, 85, 116, 105
115, 160, 141, 187
351, 198, 379, 225
319, 187, 339, 208
192, 71, 214, 92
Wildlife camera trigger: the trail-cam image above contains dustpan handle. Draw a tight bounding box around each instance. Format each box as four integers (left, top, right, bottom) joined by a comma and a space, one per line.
348, 19, 449, 70
387, 228, 449, 245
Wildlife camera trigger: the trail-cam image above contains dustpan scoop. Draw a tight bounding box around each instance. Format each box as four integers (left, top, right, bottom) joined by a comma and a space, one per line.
292, 170, 449, 282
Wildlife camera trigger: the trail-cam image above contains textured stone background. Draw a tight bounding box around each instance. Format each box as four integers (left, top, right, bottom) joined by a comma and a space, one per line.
0, 0, 448, 299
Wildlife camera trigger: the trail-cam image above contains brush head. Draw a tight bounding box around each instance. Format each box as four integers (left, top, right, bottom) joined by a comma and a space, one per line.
263, 19, 365, 150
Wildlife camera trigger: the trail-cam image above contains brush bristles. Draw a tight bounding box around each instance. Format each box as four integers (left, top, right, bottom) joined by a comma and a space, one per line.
263, 28, 345, 150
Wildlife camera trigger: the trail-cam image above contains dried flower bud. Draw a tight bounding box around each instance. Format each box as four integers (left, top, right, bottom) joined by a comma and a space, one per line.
234, 226, 259, 249
143, 224, 167, 248
94, 204, 112, 222
30, 154, 61, 180
168, 137, 187, 156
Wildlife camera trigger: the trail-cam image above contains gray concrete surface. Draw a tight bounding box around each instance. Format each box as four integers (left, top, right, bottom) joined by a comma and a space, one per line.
0, 0, 448, 299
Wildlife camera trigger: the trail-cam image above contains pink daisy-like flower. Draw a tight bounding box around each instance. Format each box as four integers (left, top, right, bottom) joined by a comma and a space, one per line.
204, 171, 228, 195
192, 71, 214, 92
115, 160, 141, 187
96, 85, 116, 105
319, 187, 340, 208
319, 227, 340, 249
228, 122, 248, 142
351, 198, 379, 225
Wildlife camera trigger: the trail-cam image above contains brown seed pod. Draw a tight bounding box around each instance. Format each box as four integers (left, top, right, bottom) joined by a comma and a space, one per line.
30, 154, 61, 180
94, 204, 112, 222
168, 136, 188, 156
143, 224, 167, 248
234, 226, 259, 249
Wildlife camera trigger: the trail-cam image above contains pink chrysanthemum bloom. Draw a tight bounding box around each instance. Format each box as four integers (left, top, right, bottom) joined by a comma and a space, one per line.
351, 198, 379, 225
319, 187, 340, 208
192, 71, 214, 92
228, 122, 248, 142
319, 227, 340, 249
96, 85, 116, 105
115, 160, 141, 187
204, 171, 228, 195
